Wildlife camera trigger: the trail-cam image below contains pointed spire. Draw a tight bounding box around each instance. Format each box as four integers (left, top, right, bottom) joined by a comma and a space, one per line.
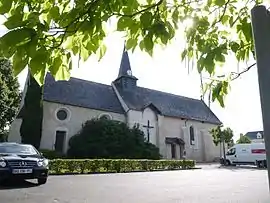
117, 42, 134, 78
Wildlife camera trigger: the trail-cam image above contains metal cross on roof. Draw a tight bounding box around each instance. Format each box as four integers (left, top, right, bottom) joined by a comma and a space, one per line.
143, 120, 154, 142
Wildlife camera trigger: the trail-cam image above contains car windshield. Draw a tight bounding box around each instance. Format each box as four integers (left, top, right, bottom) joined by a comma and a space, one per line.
0, 144, 38, 155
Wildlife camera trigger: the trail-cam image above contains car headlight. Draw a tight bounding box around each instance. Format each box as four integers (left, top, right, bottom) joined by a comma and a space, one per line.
37, 159, 49, 167
0, 161, 6, 167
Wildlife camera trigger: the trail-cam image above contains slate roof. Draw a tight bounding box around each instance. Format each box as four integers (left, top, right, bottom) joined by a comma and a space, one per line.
115, 85, 222, 125
43, 74, 124, 114
41, 47, 222, 125
245, 131, 264, 140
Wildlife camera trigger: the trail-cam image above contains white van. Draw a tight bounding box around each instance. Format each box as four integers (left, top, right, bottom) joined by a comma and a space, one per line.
224, 143, 267, 168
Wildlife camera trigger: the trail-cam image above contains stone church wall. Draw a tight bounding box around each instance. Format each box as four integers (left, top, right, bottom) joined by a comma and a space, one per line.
40, 101, 125, 153
159, 116, 220, 162
8, 119, 22, 143
127, 108, 158, 146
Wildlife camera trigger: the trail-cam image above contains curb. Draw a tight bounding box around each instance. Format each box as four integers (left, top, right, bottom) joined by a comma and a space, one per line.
49, 167, 202, 176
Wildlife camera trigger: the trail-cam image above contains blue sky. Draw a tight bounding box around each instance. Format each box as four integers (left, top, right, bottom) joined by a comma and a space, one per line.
0, 16, 263, 140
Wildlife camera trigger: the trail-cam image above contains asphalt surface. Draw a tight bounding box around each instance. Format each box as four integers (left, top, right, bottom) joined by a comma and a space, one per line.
0, 164, 269, 203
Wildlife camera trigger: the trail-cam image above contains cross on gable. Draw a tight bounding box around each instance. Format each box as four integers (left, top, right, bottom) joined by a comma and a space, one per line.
143, 120, 154, 142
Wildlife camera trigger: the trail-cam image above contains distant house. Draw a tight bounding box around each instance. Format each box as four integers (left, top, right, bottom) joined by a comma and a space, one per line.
245, 131, 264, 143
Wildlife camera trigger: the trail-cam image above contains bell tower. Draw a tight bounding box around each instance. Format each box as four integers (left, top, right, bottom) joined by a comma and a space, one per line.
113, 45, 138, 91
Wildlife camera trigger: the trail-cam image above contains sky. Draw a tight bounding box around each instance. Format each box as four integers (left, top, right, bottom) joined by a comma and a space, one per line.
0, 15, 263, 141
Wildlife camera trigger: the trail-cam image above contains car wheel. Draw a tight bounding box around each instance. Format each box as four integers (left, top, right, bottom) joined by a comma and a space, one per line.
37, 178, 47, 185
226, 160, 231, 166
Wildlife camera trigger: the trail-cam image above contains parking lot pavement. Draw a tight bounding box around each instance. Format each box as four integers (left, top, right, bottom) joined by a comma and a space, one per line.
0, 165, 269, 203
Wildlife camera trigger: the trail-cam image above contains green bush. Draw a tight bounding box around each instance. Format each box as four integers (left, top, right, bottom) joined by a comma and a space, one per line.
67, 119, 161, 159
48, 159, 195, 174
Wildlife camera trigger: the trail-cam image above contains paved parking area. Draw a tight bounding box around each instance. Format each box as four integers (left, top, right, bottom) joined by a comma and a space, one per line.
0, 164, 269, 203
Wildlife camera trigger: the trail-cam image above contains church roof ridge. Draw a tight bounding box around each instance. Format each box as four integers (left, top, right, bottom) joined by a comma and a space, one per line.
65, 76, 112, 88
136, 85, 202, 102
115, 84, 222, 125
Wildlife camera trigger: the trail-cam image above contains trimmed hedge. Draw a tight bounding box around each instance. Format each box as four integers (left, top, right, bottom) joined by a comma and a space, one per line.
48, 159, 195, 174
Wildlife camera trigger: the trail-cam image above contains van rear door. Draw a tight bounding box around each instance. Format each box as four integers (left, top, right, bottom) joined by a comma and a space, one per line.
237, 145, 252, 164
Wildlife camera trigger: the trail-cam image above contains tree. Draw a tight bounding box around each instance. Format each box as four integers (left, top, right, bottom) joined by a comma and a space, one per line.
0, 0, 261, 106
210, 126, 234, 158
19, 74, 43, 149
67, 118, 161, 159
236, 134, 251, 144
0, 58, 20, 141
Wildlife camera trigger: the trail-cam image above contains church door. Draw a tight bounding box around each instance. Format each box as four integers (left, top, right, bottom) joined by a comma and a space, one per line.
179, 144, 184, 159
55, 131, 66, 153
171, 144, 176, 159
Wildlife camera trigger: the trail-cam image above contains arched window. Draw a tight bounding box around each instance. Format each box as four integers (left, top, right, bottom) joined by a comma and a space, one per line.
189, 126, 195, 145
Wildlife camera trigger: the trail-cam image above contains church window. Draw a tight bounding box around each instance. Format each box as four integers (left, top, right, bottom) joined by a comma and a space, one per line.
56, 109, 68, 121
189, 126, 195, 145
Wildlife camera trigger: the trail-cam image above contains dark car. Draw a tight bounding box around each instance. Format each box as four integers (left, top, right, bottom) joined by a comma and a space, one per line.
0, 142, 49, 185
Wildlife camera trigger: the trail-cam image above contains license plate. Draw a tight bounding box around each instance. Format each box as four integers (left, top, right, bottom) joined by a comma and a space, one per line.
12, 169, 33, 174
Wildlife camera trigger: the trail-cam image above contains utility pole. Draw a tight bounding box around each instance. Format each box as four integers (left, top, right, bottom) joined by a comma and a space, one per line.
222, 132, 226, 164
251, 5, 270, 189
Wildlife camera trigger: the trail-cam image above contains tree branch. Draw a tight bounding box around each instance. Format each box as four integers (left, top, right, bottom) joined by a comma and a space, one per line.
112, 0, 164, 17
50, 0, 101, 49
231, 62, 256, 80
214, 0, 230, 25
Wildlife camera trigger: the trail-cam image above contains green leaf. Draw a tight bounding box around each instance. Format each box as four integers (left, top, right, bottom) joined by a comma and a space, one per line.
221, 15, 230, 24
139, 40, 145, 51
212, 82, 222, 102
12, 49, 29, 76
81, 46, 90, 62
117, 17, 133, 31
217, 95, 225, 107
204, 53, 215, 74
0, 0, 13, 14
4, 13, 24, 29
172, 9, 179, 23
215, 53, 225, 62
50, 56, 70, 81
29, 48, 49, 85
25, 36, 38, 58
140, 12, 152, 28
50, 6, 60, 20
241, 22, 252, 42
230, 42, 240, 53
143, 35, 154, 54
126, 38, 137, 50
0, 28, 34, 48
98, 44, 107, 61
214, 0, 225, 6
181, 49, 187, 61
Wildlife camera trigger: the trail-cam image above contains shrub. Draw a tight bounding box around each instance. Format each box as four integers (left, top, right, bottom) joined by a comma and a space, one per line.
67, 119, 161, 159
48, 159, 195, 174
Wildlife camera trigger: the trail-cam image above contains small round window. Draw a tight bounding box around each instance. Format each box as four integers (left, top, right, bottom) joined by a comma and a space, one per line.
56, 109, 68, 121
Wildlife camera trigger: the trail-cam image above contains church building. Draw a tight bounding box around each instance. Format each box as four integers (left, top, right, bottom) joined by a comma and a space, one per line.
9, 48, 222, 162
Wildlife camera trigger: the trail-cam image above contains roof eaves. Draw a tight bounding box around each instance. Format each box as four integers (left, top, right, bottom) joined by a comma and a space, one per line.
43, 99, 125, 114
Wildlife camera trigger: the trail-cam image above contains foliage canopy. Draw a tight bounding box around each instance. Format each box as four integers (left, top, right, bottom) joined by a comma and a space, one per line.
67, 118, 161, 159
0, 58, 20, 141
210, 125, 234, 146
236, 134, 252, 144
0, 0, 262, 106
